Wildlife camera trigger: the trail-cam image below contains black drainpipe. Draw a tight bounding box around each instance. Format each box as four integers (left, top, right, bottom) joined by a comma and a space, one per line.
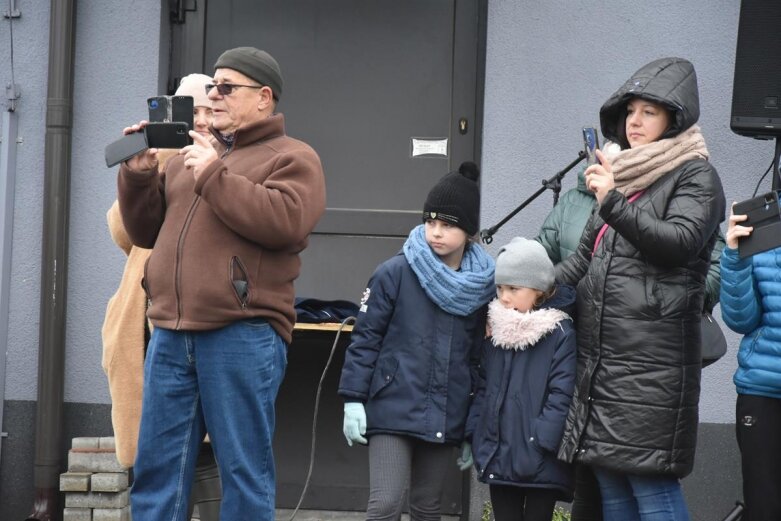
26, 1, 75, 520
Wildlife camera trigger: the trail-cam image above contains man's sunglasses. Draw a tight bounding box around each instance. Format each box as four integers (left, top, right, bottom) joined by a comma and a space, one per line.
204, 83, 264, 96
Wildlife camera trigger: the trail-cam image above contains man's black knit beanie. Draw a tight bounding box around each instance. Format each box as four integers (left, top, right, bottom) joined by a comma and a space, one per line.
214, 47, 284, 101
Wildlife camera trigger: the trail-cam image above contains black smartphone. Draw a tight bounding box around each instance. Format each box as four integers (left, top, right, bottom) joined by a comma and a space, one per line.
171, 96, 194, 144
582, 127, 600, 165
104, 131, 148, 168
147, 96, 169, 123
734, 190, 781, 258
145, 122, 190, 149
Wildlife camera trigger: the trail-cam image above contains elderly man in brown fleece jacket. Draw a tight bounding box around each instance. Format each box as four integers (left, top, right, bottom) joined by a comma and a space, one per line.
116, 47, 326, 521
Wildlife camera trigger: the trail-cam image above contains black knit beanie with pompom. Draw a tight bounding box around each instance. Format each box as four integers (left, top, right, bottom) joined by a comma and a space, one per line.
422, 161, 481, 236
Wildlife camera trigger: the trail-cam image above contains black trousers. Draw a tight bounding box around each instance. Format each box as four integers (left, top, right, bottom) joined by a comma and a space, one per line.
571, 464, 603, 521
489, 484, 558, 521
736, 394, 781, 521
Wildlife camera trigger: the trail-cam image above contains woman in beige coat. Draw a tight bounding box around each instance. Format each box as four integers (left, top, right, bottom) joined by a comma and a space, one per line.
102, 73, 222, 517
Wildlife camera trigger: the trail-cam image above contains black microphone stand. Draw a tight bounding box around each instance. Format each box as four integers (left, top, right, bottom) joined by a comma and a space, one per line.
480, 151, 587, 244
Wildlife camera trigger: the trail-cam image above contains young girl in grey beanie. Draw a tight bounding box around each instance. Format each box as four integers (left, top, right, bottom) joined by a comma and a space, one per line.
338, 162, 495, 520
467, 237, 577, 521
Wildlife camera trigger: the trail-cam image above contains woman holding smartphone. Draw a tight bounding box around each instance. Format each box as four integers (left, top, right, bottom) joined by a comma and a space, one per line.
554, 57, 726, 521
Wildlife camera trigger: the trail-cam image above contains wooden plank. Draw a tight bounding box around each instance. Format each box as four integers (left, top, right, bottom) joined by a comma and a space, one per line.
293, 323, 354, 333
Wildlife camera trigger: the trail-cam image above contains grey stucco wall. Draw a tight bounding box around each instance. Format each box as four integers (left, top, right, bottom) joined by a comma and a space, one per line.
1, 3, 50, 402
481, 0, 772, 424
0, 1, 758, 518
0, 1, 161, 405
1, 0, 754, 424
67, 1, 162, 403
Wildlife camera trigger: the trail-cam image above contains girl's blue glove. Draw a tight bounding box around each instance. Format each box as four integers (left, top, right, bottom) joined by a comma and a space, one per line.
343, 402, 368, 447
456, 441, 473, 471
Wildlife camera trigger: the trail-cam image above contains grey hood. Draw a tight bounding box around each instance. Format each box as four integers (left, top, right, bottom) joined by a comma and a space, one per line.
599, 57, 699, 148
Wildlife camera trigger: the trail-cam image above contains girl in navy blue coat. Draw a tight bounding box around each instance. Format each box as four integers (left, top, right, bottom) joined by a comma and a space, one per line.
338, 162, 495, 521
469, 237, 577, 521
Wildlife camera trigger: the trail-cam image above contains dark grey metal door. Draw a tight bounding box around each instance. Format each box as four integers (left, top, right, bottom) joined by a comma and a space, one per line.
168, 0, 485, 515
171, 0, 483, 300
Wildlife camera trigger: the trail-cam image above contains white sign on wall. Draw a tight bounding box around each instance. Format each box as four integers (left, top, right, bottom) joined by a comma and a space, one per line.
411, 137, 448, 158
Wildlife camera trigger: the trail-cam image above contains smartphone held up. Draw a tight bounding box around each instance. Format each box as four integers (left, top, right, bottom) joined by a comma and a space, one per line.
104, 95, 195, 168
582, 126, 600, 165
146, 95, 194, 148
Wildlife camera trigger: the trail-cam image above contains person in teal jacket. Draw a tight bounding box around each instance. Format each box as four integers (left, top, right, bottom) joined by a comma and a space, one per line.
720, 201, 781, 521
534, 162, 726, 521
536, 167, 596, 264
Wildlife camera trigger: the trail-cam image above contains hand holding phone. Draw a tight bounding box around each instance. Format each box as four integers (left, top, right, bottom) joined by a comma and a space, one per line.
105, 121, 157, 169
582, 127, 600, 165
732, 191, 781, 258
105, 132, 146, 168
106, 95, 197, 169
582, 127, 616, 205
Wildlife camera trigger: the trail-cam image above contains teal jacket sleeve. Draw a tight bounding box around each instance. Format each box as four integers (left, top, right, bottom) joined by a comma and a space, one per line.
536, 200, 566, 264
536, 169, 595, 265
703, 227, 726, 313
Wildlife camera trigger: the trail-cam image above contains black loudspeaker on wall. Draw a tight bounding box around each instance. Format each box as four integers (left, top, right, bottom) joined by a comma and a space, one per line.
731, 0, 781, 140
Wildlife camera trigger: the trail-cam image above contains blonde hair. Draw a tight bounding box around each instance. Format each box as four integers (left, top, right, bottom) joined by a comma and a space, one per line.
533, 286, 557, 309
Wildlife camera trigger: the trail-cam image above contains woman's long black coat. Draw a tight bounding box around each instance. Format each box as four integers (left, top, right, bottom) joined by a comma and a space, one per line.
555, 57, 726, 478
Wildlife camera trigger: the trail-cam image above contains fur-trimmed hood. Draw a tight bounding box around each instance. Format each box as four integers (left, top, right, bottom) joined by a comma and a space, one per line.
488, 293, 572, 351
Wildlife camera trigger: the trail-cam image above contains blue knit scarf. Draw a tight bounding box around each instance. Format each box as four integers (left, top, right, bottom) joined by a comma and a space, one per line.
402, 224, 495, 316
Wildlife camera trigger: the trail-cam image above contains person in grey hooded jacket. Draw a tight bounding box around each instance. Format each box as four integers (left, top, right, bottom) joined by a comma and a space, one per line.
555, 57, 726, 521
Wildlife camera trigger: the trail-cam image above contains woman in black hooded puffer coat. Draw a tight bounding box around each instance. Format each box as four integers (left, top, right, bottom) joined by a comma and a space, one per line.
555, 57, 726, 521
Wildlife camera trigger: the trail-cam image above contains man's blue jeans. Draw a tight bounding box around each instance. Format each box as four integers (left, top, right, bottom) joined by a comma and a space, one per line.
130, 318, 287, 521
593, 467, 690, 521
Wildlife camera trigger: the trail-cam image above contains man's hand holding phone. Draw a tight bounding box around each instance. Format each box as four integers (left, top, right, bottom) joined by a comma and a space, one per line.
122, 120, 159, 173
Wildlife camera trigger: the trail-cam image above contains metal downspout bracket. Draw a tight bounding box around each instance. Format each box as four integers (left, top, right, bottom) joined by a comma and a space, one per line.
2, 0, 20, 19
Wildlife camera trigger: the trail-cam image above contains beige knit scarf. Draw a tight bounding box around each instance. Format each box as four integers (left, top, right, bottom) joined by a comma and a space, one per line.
608, 125, 709, 196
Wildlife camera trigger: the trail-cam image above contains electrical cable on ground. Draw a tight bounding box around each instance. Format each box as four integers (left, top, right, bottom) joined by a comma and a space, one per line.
287, 315, 356, 521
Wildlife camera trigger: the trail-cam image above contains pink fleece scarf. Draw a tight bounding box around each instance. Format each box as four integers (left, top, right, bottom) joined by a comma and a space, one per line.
488, 299, 570, 351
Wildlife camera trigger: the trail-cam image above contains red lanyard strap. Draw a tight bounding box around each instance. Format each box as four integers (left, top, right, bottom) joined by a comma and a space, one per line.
592, 190, 645, 256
